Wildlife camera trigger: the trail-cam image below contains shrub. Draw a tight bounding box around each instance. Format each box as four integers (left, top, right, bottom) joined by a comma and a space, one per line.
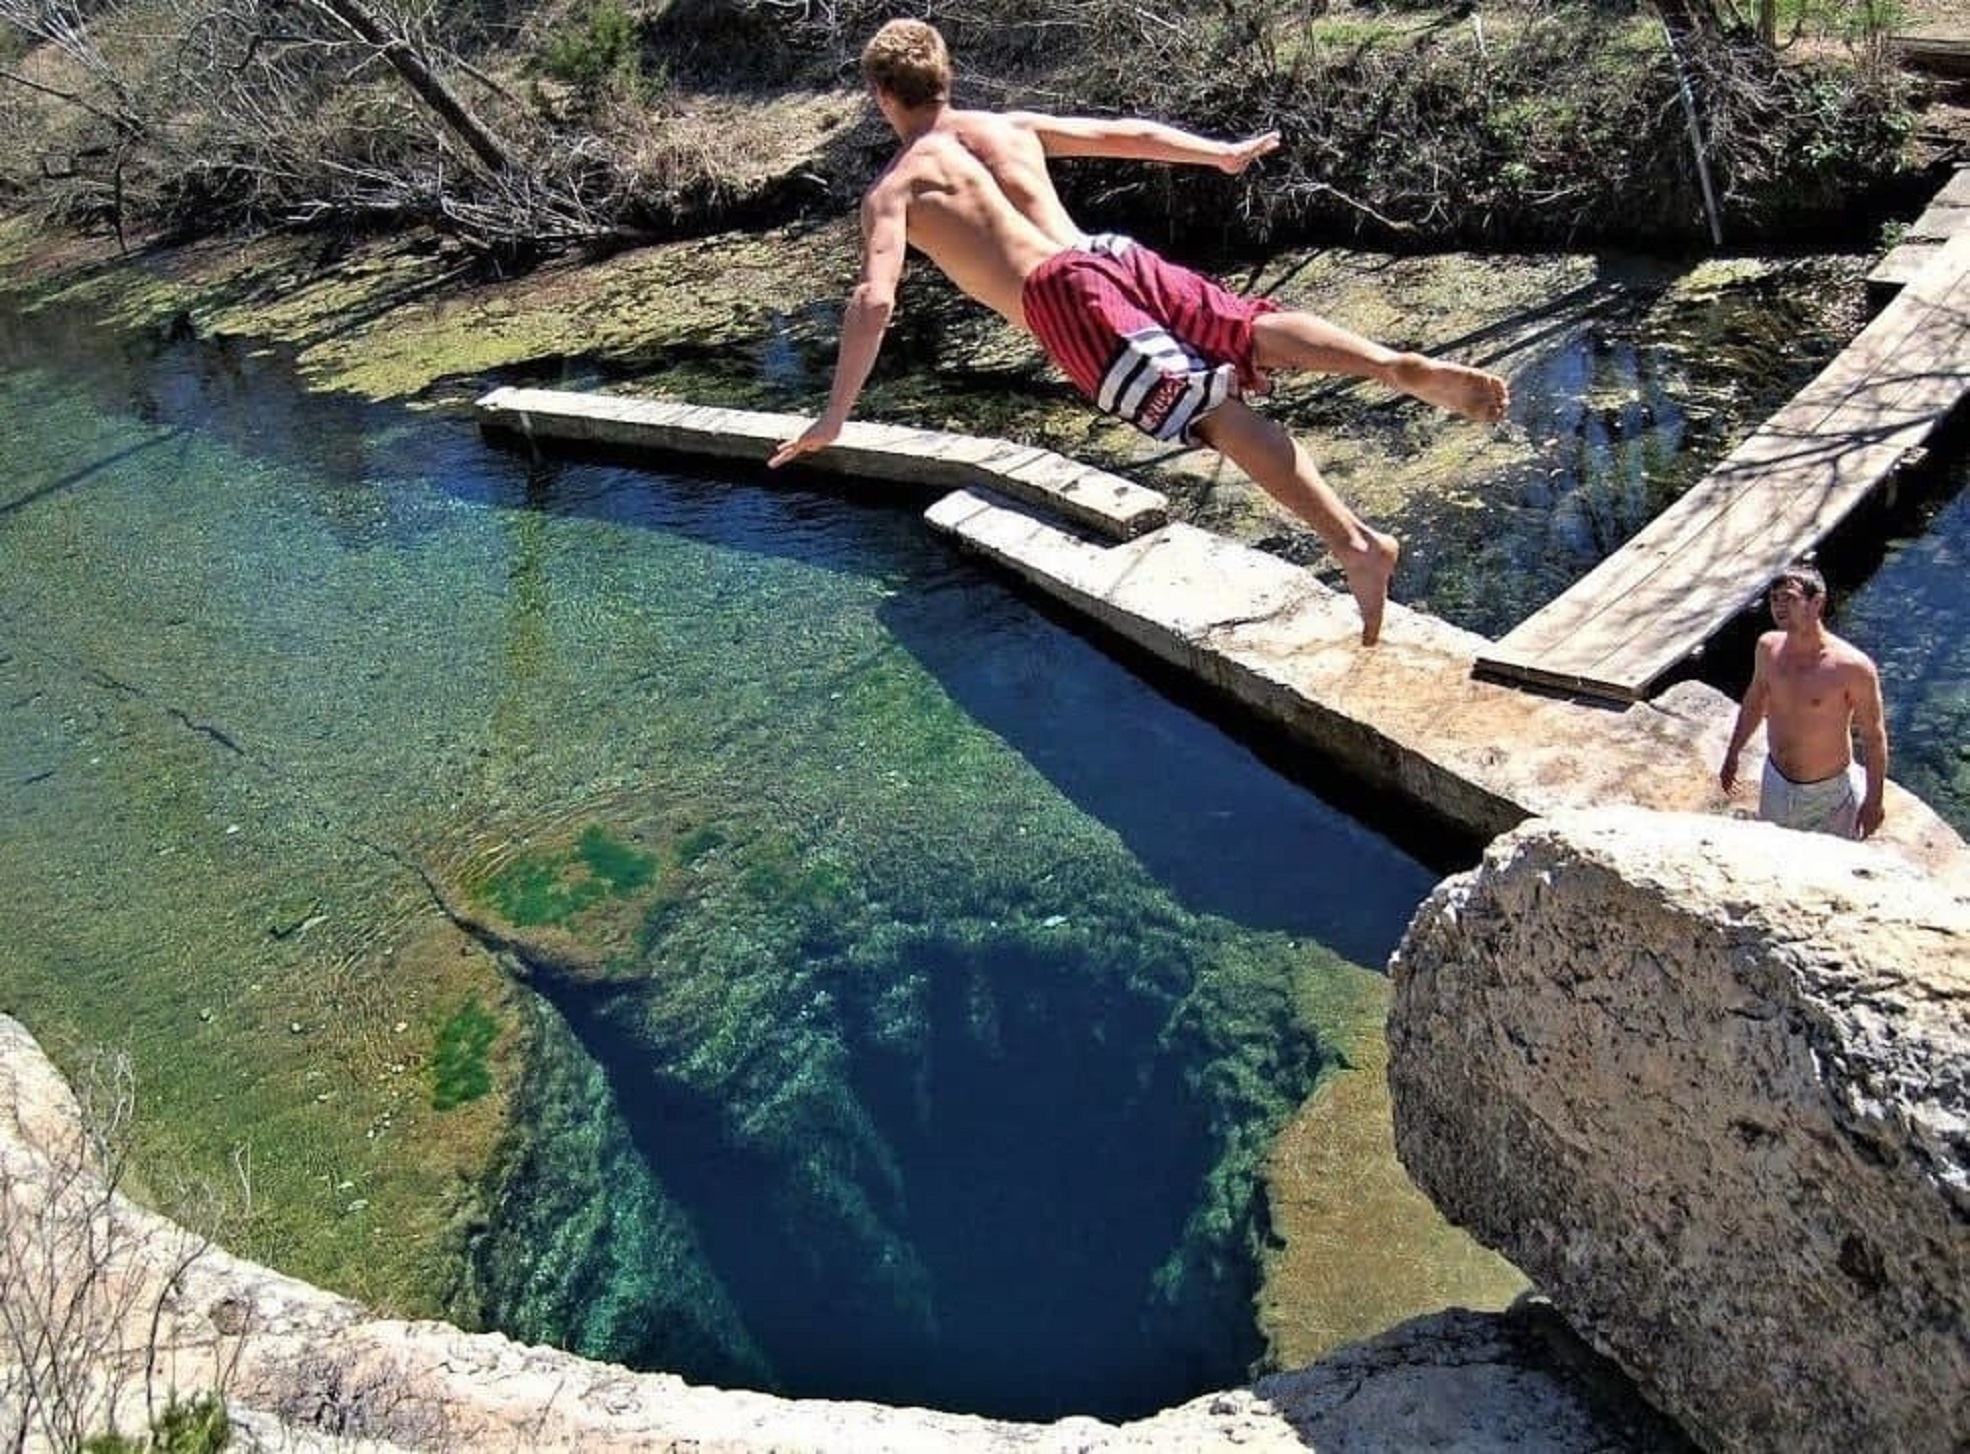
84, 1392, 230, 1453
540, 0, 650, 102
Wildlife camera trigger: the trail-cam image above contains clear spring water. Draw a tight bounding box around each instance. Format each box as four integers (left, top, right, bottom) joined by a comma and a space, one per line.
1802, 450, 1970, 838
2, 275, 1960, 1424
0, 300, 1441, 1420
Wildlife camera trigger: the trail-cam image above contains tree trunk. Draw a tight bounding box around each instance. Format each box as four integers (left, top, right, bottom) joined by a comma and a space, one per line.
1647, 0, 1736, 38
305, 0, 513, 175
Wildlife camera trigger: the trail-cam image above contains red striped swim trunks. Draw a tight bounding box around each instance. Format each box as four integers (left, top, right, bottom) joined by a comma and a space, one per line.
1021, 238, 1280, 443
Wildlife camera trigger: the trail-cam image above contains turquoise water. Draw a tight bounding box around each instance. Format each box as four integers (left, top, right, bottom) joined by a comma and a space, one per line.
0, 301, 1435, 1420
1805, 452, 1970, 836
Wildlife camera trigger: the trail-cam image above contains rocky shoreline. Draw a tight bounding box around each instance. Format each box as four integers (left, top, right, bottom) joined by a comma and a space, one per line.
0, 1009, 1681, 1452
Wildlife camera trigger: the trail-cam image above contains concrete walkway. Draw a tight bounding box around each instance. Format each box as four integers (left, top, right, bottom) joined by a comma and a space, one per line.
478, 385, 1168, 540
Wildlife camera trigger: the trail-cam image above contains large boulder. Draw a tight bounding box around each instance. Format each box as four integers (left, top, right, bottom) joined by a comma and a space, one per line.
1389, 808, 1970, 1453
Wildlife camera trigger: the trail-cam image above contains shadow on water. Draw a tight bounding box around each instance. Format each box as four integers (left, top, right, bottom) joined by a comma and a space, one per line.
478, 432, 1442, 955
886, 569, 1495, 882
0, 431, 184, 516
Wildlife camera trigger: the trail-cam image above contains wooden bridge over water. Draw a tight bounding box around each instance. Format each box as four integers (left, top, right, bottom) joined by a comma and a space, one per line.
1474, 182, 1970, 702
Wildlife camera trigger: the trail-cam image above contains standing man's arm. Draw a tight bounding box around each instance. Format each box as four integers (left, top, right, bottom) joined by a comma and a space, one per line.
1009, 112, 1279, 173
1851, 656, 1889, 838
769, 182, 909, 469
1720, 640, 1773, 796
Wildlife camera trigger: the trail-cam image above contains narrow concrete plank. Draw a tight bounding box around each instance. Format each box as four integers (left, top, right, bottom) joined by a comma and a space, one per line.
477, 386, 1167, 541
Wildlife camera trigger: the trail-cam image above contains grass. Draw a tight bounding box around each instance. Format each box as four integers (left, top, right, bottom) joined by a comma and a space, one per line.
1762, 0, 1905, 47
84, 1392, 228, 1454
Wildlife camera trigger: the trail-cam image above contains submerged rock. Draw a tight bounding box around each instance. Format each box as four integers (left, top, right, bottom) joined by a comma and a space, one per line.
1390, 808, 1970, 1453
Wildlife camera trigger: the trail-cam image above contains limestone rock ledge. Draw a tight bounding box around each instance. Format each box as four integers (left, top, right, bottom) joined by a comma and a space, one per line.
0, 1014, 1683, 1453
1390, 808, 1970, 1454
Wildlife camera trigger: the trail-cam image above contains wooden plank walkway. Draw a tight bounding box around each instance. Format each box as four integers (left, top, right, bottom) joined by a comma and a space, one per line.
475, 386, 1168, 541
1868, 167, 1969, 298
1475, 222, 1970, 703
1890, 30, 1970, 79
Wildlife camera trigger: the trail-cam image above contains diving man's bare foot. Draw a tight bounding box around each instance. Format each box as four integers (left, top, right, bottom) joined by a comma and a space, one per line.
1340, 528, 1401, 646
1389, 354, 1511, 424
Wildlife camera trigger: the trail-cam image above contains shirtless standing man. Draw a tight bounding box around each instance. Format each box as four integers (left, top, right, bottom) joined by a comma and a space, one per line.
1719, 563, 1889, 839
768, 18, 1510, 645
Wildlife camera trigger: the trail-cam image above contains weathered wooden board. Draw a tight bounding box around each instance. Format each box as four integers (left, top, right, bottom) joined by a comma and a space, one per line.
1891, 32, 1970, 78
1478, 223, 1970, 701
1867, 168, 1968, 297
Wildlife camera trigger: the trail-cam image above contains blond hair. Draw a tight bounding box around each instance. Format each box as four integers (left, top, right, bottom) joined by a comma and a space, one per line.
861, 19, 950, 109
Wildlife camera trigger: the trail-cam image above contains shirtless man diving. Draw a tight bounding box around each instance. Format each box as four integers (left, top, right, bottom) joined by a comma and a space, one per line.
769, 18, 1510, 645
1719, 562, 1889, 839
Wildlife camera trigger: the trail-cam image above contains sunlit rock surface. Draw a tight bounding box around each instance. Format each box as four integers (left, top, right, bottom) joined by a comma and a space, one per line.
1, 1012, 1684, 1453
1390, 809, 1970, 1453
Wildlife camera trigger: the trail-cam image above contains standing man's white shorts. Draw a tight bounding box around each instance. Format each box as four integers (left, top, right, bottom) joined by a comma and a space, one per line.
1760, 759, 1864, 838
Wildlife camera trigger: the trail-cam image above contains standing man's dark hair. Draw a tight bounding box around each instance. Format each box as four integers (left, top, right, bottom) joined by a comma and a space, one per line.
1769, 561, 1827, 604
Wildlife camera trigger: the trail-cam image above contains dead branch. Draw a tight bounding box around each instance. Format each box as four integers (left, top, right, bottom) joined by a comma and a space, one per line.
0, 1050, 235, 1451
302, 0, 513, 174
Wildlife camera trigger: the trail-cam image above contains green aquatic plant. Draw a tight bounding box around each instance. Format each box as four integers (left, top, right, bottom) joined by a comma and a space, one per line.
483, 855, 602, 927
432, 998, 501, 1111
478, 826, 659, 929
674, 822, 729, 864
578, 824, 657, 894
460, 994, 772, 1382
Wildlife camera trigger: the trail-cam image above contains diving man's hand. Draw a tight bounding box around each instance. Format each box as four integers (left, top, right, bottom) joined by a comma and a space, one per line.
769, 417, 841, 469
